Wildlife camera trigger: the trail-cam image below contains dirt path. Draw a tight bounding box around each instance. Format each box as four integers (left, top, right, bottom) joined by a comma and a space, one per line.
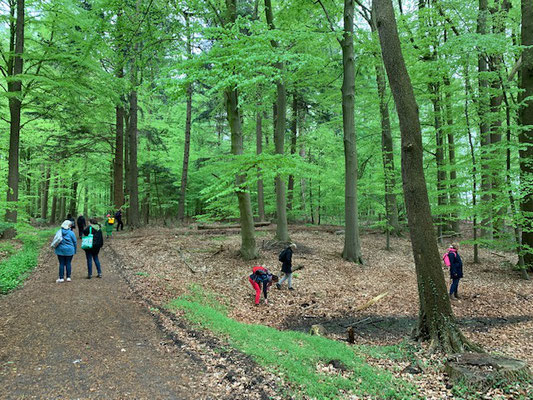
0, 243, 219, 400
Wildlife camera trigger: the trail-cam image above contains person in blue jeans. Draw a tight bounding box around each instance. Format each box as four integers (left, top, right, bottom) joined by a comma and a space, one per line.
54, 220, 77, 283
82, 219, 104, 279
448, 243, 463, 299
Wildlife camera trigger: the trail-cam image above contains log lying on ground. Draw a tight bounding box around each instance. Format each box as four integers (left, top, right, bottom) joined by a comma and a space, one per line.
197, 221, 271, 230
445, 352, 531, 389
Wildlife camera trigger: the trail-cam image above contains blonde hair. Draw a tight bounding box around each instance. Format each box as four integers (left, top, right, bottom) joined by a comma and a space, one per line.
290, 243, 297, 250
450, 243, 459, 249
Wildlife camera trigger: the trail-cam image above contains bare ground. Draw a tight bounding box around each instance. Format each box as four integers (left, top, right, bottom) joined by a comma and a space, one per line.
109, 224, 533, 399
0, 240, 280, 400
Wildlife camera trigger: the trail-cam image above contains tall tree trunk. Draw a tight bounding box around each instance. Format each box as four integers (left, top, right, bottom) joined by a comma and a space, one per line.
128, 90, 140, 227
50, 175, 58, 224
520, 0, 533, 272
371, 15, 401, 236
287, 93, 298, 212
374, 0, 476, 353
142, 168, 151, 225
41, 167, 50, 220
431, 83, 448, 242
341, 0, 363, 263
478, 0, 493, 240
256, 109, 266, 221
114, 102, 125, 209
178, 12, 193, 222
4, 0, 25, 236
225, 0, 257, 259
264, 0, 289, 242
443, 75, 460, 235
124, 110, 130, 217
69, 175, 78, 217
465, 65, 480, 263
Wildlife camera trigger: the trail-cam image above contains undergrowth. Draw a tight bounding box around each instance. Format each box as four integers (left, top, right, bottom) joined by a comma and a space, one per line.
167, 285, 419, 399
0, 227, 55, 294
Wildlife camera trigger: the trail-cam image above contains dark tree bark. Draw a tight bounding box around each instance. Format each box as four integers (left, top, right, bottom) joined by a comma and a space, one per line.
478, 0, 493, 239
4, 0, 25, 235
373, 0, 476, 353
520, 0, 533, 272
69, 176, 78, 216
264, 0, 289, 242
41, 167, 50, 220
128, 89, 140, 227
178, 12, 193, 222
124, 110, 130, 213
114, 101, 125, 209
443, 74, 460, 235
256, 110, 266, 221
225, 0, 257, 260
370, 12, 401, 237
50, 174, 58, 224
341, 0, 363, 263
287, 93, 298, 212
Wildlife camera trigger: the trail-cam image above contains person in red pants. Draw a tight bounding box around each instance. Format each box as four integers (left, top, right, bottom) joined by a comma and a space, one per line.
249, 266, 278, 306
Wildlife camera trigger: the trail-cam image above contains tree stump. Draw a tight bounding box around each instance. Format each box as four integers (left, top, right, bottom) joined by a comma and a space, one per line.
445, 352, 531, 389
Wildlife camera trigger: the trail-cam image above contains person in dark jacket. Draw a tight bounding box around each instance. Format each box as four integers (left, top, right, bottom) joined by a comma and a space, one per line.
448, 243, 463, 299
82, 219, 104, 279
276, 243, 297, 290
115, 208, 124, 231
55, 220, 77, 283
77, 214, 86, 239
67, 214, 76, 230
249, 266, 278, 306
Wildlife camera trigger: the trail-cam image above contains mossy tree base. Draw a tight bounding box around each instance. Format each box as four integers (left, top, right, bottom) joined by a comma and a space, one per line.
445, 352, 531, 389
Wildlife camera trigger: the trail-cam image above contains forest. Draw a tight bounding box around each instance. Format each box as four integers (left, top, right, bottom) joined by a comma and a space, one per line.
0, 0, 533, 399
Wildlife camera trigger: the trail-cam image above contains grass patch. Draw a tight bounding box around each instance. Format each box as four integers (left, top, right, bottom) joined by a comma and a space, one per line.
167, 289, 418, 399
0, 227, 55, 294
135, 271, 150, 277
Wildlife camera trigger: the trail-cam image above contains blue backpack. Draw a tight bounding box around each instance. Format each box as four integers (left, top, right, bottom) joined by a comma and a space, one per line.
252, 268, 272, 283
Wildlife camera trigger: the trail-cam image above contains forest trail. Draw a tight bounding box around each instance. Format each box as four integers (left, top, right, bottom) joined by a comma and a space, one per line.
0, 241, 217, 400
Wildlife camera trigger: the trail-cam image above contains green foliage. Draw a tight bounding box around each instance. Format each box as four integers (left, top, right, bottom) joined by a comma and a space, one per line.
167, 292, 418, 399
0, 228, 55, 294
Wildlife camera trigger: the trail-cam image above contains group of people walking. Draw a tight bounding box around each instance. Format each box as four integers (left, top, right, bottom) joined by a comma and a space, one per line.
52, 210, 123, 283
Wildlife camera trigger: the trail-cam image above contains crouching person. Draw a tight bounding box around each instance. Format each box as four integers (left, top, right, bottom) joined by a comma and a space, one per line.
249, 266, 278, 306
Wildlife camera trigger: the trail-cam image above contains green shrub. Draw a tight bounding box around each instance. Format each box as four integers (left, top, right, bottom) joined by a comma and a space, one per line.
0, 228, 54, 294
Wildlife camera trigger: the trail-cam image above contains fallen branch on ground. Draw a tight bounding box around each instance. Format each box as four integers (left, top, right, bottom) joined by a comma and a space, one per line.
355, 292, 389, 312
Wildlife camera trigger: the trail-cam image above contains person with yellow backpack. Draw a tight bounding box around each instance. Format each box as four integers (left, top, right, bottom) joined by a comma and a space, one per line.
104, 214, 115, 238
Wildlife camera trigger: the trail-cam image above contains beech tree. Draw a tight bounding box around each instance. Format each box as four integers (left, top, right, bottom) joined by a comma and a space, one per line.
373, 0, 475, 352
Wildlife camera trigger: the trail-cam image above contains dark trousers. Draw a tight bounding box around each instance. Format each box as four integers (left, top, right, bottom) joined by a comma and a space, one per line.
78, 225, 85, 239
449, 278, 460, 295
116, 218, 124, 231
85, 249, 102, 277
58, 255, 73, 279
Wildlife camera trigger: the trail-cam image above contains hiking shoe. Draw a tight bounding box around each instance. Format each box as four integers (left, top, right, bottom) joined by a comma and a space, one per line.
87, 276, 92, 279
276, 283, 281, 290
289, 287, 295, 291
97, 274, 102, 278
56, 278, 64, 283
66, 278, 71, 282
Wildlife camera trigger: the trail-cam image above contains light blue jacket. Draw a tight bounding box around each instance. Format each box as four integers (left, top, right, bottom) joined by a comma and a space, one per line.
54, 228, 77, 256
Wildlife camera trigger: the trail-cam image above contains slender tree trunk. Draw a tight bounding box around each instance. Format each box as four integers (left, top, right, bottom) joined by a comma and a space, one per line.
178, 12, 193, 222
520, 0, 533, 272
371, 15, 401, 236
114, 102, 125, 209
41, 167, 50, 220
478, 0, 493, 240
143, 169, 151, 225
4, 0, 25, 235
224, 0, 257, 259
128, 90, 140, 227
69, 175, 78, 216
256, 110, 266, 221
465, 65, 480, 263
374, 0, 476, 353
341, 0, 363, 263
264, 0, 289, 242
287, 93, 298, 212
443, 75, 460, 235
51, 175, 58, 224
124, 110, 130, 217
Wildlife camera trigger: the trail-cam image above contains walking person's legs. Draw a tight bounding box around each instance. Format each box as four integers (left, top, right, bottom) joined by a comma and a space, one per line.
57, 255, 66, 281
449, 278, 459, 297
93, 250, 102, 277
65, 256, 73, 281
85, 251, 93, 278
